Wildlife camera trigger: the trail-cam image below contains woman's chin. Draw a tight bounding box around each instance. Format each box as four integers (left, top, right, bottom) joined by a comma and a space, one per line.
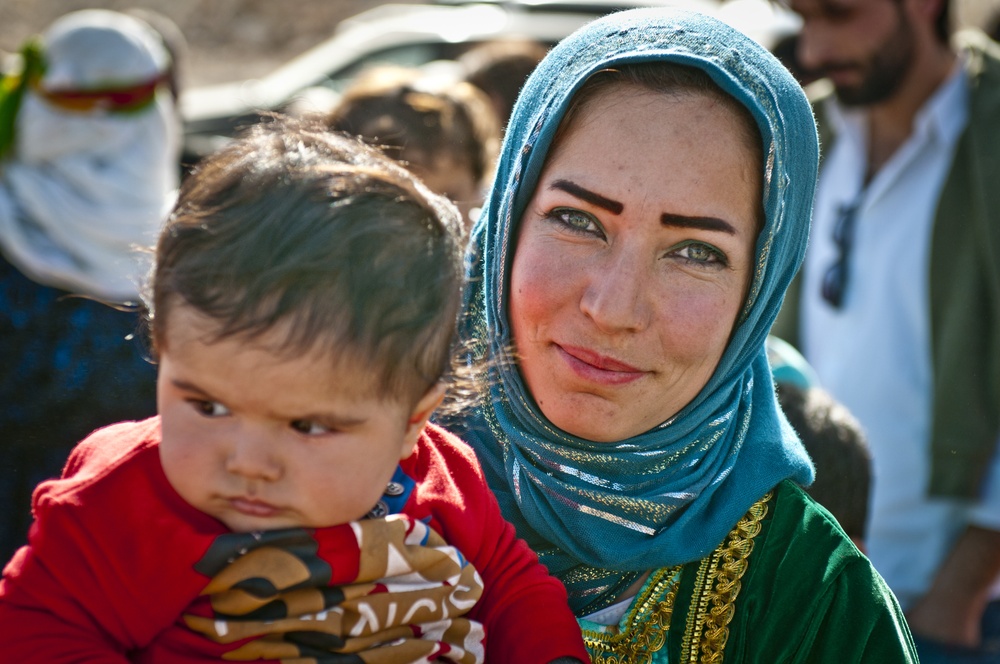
535, 379, 701, 441
541, 401, 660, 443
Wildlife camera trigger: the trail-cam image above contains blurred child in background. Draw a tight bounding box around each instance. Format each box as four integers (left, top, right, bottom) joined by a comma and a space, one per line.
327, 65, 500, 231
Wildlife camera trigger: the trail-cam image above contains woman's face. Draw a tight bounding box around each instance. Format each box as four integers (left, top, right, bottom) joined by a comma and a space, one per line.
510, 86, 761, 442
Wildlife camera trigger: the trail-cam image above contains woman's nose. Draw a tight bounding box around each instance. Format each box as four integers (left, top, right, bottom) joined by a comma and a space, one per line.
579, 248, 651, 333
225, 429, 281, 481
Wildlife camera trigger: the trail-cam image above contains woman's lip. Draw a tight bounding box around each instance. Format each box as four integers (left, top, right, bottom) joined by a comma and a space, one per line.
230, 497, 279, 517
557, 344, 646, 384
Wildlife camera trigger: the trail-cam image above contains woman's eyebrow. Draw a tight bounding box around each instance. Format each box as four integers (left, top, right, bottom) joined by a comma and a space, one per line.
661, 212, 737, 235
551, 179, 624, 214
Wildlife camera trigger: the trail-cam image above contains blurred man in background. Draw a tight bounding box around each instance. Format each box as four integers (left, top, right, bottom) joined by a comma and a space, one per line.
777, 0, 1000, 660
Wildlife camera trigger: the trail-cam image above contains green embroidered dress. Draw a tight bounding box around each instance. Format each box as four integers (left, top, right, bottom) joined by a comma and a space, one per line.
580, 482, 917, 663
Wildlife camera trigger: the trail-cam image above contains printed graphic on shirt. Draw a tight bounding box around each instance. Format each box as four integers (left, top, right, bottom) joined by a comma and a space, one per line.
183, 515, 486, 663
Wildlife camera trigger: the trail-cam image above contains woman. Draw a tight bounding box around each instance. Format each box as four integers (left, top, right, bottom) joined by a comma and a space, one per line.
0, 9, 178, 563
447, 7, 918, 662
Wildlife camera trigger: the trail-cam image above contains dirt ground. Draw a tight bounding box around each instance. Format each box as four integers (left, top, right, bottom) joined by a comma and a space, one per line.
0, 0, 412, 88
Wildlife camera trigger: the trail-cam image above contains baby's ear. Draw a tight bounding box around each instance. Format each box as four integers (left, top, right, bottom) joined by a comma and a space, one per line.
401, 383, 447, 458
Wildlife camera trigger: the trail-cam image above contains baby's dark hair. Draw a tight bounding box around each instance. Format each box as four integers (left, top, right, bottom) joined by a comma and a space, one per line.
147, 115, 466, 404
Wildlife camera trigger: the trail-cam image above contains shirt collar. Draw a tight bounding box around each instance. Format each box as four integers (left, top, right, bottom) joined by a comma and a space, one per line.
917, 54, 970, 146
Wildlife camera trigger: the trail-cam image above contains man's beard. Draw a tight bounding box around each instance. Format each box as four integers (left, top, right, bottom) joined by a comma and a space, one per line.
833, 9, 917, 107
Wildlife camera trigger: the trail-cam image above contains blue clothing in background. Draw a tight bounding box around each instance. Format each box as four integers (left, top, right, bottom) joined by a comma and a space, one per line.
0, 253, 157, 564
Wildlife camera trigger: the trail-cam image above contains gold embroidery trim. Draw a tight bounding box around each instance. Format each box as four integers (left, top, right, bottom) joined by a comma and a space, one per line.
582, 565, 683, 664
680, 490, 772, 663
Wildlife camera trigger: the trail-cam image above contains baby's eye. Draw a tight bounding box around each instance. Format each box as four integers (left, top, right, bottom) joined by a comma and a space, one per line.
290, 420, 332, 436
191, 400, 230, 418
548, 207, 602, 235
670, 241, 727, 266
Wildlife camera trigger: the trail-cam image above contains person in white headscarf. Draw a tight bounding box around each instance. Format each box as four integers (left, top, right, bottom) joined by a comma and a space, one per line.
0, 9, 179, 565
0, 8, 179, 301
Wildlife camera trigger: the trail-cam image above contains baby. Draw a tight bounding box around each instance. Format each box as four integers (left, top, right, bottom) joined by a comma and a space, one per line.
0, 116, 587, 663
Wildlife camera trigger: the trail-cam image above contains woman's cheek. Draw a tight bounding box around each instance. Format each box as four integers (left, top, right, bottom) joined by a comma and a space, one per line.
656, 286, 739, 359
511, 246, 569, 331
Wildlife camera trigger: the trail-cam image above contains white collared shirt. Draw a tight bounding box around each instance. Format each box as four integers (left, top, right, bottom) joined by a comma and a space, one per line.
800, 59, 1000, 609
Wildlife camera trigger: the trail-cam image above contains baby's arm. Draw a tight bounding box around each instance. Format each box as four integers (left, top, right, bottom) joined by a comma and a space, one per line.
0, 422, 210, 660
424, 428, 588, 662
463, 503, 589, 663
0, 548, 132, 662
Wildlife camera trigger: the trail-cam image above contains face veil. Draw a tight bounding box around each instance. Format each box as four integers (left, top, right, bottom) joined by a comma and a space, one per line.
448, 7, 819, 615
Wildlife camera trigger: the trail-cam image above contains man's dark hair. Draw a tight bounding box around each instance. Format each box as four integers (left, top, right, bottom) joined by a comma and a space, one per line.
148, 115, 466, 404
772, 0, 951, 44
890, 0, 950, 43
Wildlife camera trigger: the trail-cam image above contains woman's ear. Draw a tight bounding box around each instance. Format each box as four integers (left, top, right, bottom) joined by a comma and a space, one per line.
400, 383, 448, 459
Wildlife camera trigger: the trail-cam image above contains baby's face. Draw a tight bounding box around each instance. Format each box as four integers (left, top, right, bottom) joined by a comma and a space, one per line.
157, 304, 432, 533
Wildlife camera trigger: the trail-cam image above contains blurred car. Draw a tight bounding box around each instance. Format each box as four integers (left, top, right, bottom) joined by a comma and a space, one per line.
179, 0, 800, 165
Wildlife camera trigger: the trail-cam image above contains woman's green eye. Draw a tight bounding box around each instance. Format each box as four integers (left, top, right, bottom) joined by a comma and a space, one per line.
685, 244, 715, 262
553, 207, 599, 232
672, 241, 727, 266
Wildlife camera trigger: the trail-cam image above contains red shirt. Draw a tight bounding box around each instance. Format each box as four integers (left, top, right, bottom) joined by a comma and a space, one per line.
0, 418, 587, 662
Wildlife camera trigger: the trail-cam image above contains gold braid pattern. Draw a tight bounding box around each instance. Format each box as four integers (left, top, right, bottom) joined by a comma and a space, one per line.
581, 565, 683, 664
681, 490, 773, 663
580, 491, 773, 664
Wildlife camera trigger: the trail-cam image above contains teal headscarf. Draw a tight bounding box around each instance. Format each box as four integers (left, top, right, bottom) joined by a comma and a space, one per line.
448, 7, 818, 615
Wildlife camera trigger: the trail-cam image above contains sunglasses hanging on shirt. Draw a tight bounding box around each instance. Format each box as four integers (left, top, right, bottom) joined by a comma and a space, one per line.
820, 192, 865, 309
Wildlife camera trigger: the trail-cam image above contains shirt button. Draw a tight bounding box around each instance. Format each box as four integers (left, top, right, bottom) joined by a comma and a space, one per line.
367, 500, 389, 519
